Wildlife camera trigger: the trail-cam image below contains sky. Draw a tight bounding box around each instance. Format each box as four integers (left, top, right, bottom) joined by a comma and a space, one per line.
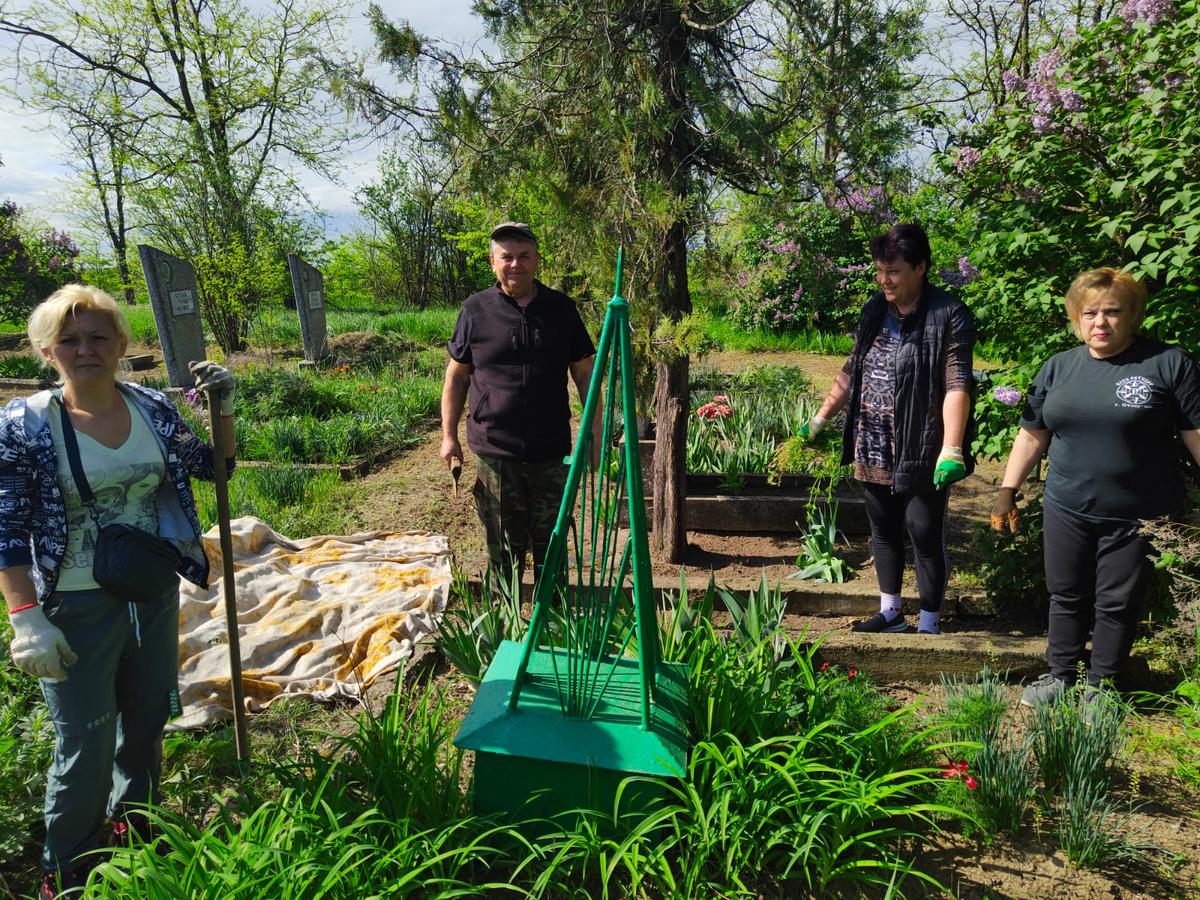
0, 1, 486, 241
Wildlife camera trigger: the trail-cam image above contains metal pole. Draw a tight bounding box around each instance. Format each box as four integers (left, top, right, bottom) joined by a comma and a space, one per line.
206, 393, 250, 765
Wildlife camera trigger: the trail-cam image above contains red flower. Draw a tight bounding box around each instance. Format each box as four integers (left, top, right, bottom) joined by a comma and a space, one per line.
847, 666, 857, 679
941, 767, 959, 779
964, 776, 978, 790
712, 394, 729, 404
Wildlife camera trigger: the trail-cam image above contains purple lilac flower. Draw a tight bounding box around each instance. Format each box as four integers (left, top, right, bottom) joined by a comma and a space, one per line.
832, 185, 888, 219
955, 147, 982, 174
993, 386, 1022, 407
1120, 0, 1175, 25
1059, 88, 1083, 112
185, 387, 201, 408
958, 257, 979, 281
1032, 114, 1054, 134
1001, 70, 1024, 93
940, 267, 966, 287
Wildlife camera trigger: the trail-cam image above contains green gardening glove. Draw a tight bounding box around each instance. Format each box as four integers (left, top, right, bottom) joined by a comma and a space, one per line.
799, 415, 827, 442
933, 446, 966, 490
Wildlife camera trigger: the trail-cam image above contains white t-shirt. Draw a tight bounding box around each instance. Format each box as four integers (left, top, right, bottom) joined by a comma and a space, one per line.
49, 395, 167, 592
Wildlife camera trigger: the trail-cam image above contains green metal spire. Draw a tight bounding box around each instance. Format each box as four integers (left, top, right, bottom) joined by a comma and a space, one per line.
454, 248, 689, 821
506, 246, 659, 724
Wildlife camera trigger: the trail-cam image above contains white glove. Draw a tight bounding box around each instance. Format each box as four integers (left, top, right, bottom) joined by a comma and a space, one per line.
9, 605, 78, 682
800, 415, 828, 441
189, 360, 236, 416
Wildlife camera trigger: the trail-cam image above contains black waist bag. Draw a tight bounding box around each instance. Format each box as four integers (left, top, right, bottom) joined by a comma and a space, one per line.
58, 398, 181, 604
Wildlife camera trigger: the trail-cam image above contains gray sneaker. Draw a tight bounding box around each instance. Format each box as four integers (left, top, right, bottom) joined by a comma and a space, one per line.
1020, 672, 1067, 708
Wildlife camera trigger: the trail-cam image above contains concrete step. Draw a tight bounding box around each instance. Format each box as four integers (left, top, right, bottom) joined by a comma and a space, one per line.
466, 571, 971, 617
458, 578, 1163, 691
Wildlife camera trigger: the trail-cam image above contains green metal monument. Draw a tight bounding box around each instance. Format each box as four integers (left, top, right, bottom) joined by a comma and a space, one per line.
453, 250, 690, 821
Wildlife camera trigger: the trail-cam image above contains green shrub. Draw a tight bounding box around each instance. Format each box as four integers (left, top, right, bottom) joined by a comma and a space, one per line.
967, 490, 1049, 628
0, 645, 53, 866
0, 355, 45, 379
954, 1, 1200, 364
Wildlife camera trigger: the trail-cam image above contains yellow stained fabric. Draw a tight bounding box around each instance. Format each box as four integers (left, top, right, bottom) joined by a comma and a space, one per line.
172, 517, 450, 729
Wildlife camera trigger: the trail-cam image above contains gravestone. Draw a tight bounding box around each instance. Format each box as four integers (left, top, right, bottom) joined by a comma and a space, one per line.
286, 254, 328, 363
138, 245, 207, 388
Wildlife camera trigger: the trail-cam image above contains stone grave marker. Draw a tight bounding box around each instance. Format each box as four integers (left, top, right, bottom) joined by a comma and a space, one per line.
138, 244, 206, 388
287, 254, 328, 363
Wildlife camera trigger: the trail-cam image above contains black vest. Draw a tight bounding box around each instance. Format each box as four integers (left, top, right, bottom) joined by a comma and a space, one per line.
841, 282, 977, 493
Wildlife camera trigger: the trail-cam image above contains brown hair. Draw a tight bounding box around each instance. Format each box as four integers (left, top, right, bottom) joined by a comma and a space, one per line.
1063, 268, 1147, 341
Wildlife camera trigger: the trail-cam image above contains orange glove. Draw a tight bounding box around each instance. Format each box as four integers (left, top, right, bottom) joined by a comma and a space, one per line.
991, 487, 1019, 534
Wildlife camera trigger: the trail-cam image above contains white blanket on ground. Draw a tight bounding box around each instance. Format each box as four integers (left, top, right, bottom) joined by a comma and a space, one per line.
173, 517, 451, 729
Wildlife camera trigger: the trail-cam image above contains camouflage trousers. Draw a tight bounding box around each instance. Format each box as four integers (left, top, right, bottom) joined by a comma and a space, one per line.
472, 453, 568, 585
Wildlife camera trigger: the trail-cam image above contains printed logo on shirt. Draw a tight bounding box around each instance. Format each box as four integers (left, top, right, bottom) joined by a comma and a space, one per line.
1114, 375, 1154, 408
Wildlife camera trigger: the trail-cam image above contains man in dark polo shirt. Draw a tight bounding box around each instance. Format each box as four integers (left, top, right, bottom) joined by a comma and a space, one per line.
440, 222, 598, 582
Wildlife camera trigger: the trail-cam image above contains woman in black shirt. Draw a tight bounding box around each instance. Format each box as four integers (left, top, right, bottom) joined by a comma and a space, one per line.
994, 268, 1200, 706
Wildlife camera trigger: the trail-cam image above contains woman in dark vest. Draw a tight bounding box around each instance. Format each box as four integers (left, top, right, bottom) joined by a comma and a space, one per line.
804, 223, 976, 635
993, 268, 1200, 706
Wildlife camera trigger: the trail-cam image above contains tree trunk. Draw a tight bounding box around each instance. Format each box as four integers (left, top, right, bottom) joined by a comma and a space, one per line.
651, 354, 689, 561
116, 252, 135, 305
648, 2, 694, 564
650, 219, 691, 563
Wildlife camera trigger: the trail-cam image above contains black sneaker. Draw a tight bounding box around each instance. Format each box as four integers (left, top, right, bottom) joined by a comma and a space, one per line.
851, 612, 908, 633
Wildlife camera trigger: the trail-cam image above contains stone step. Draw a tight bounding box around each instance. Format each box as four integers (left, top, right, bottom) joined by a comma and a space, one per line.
464, 572, 976, 618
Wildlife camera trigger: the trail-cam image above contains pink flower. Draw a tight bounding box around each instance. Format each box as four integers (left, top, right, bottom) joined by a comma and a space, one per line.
1120, 0, 1174, 25
954, 147, 982, 174
964, 775, 979, 790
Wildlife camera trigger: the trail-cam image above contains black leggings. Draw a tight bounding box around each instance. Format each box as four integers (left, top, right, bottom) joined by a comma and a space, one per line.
861, 482, 949, 613
1042, 500, 1151, 685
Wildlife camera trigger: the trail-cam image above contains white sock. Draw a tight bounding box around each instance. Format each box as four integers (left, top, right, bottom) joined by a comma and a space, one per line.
918, 609, 941, 634
879, 593, 902, 619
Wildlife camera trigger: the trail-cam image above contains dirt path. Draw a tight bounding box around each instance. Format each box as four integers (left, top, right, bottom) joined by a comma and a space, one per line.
345, 350, 1006, 595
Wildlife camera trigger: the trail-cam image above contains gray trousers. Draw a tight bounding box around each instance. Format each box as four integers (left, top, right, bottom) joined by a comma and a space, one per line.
39, 584, 180, 872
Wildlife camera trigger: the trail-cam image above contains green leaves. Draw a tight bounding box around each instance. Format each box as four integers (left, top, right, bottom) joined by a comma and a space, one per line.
953, 0, 1200, 362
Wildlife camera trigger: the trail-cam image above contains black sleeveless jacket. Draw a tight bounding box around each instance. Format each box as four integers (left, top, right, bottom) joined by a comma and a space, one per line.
840, 281, 977, 493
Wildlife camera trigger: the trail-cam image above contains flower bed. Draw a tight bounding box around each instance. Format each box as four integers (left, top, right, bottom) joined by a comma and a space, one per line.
686, 364, 850, 490
175, 360, 442, 468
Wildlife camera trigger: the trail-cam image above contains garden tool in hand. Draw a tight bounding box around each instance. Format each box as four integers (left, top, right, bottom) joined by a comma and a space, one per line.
200, 378, 251, 767
991, 487, 1020, 534
933, 446, 966, 490
450, 457, 463, 497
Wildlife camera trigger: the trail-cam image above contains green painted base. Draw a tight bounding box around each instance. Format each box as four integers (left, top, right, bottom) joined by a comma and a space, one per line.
453, 640, 690, 821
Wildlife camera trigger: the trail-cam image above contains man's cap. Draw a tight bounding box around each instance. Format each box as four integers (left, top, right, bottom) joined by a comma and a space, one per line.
489, 221, 537, 245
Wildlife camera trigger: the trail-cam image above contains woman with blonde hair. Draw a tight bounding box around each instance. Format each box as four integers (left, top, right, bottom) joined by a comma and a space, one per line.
0, 284, 236, 896
993, 268, 1200, 706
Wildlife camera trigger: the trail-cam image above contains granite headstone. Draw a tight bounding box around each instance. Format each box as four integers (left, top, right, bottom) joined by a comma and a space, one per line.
138, 244, 206, 388
287, 254, 328, 363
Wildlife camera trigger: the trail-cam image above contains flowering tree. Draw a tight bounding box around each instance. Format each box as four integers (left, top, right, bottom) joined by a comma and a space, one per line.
732, 186, 981, 335
953, 0, 1200, 364
0, 200, 81, 324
